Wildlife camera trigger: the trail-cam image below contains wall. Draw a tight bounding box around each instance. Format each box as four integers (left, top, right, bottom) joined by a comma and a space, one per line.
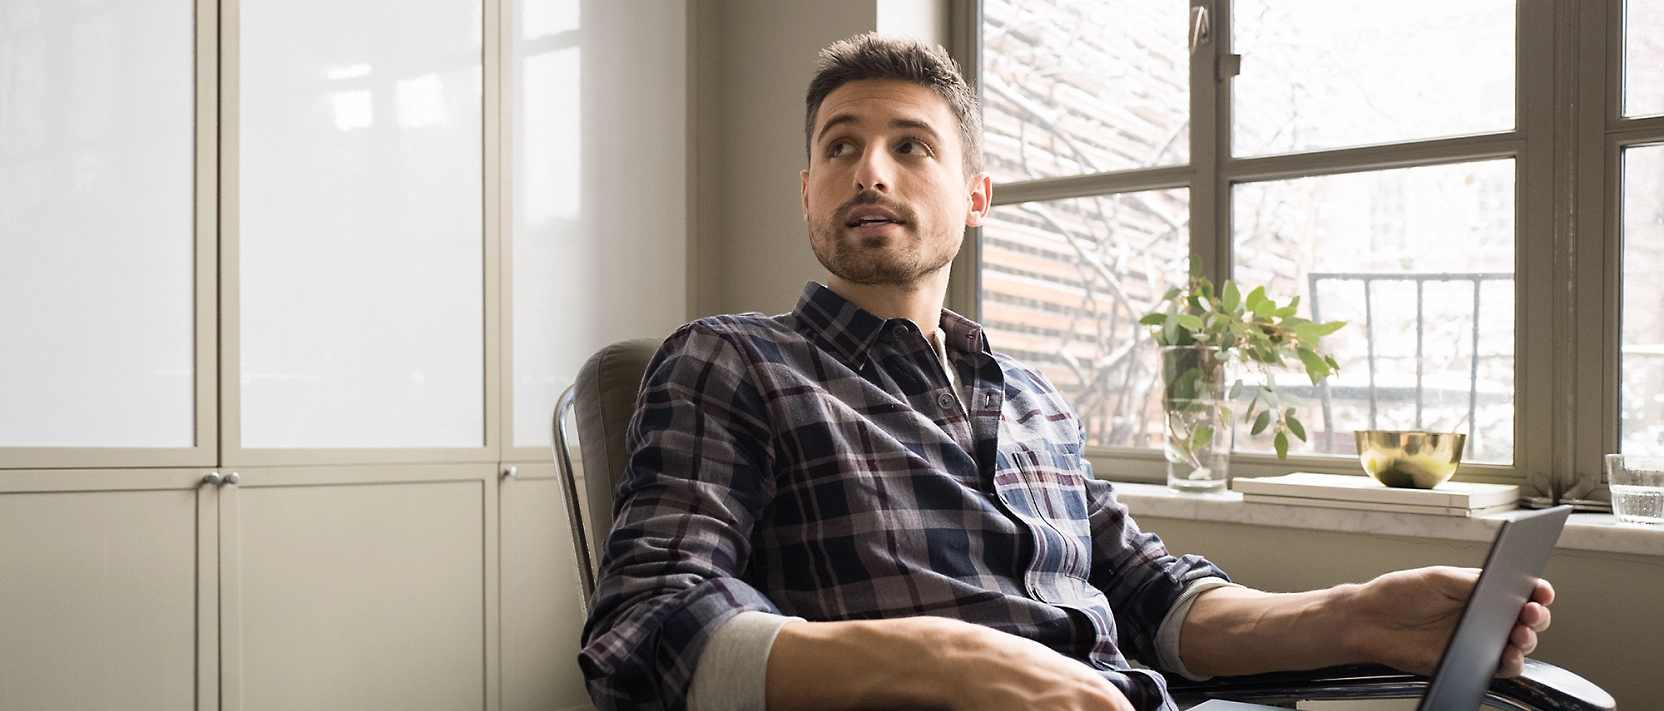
1140, 516, 1663, 708
688, 0, 950, 319
690, 0, 871, 318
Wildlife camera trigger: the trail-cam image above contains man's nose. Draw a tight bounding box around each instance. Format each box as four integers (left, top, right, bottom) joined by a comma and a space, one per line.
853, 146, 894, 192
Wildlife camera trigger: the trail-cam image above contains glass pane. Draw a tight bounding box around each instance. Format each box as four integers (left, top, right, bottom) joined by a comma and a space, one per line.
1626, 0, 1664, 118
510, 1, 687, 448
513, 0, 581, 448
1233, 0, 1515, 157
0, 0, 195, 447
239, 0, 484, 448
981, 189, 1189, 449
981, 0, 1188, 183
1232, 161, 1516, 464
1621, 144, 1664, 454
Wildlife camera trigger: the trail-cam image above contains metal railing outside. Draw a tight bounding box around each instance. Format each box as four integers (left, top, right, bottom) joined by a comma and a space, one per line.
1307, 272, 1514, 453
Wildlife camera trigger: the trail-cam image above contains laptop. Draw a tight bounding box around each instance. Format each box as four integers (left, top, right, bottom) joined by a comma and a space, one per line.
1188, 505, 1572, 711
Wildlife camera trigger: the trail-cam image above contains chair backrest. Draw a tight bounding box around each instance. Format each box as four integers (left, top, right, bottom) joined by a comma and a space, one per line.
551, 338, 661, 603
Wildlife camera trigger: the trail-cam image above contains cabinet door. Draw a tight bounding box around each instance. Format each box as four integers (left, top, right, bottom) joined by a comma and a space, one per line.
499, 462, 591, 711
219, 465, 493, 711
0, 471, 214, 710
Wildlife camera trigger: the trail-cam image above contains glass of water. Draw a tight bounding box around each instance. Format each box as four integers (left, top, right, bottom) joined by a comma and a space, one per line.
1605, 454, 1664, 525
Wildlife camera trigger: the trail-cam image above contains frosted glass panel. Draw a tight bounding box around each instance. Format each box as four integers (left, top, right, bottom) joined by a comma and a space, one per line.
0, 0, 195, 447
240, 0, 484, 448
512, 0, 687, 447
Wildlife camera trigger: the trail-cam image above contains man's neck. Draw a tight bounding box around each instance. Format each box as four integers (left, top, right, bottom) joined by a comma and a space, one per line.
824, 268, 950, 333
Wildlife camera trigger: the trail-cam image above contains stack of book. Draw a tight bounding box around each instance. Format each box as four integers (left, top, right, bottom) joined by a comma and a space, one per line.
1231, 472, 1520, 517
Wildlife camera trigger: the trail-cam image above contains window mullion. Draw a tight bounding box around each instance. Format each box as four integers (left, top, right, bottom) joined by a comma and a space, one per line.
948, 0, 983, 322
1190, 0, 1228, 287
1565, 0, 1613, 506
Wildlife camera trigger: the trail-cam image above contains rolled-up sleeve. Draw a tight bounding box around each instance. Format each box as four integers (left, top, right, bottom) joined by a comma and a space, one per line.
579, 323, 781, 711
1080, 459, 1231, 671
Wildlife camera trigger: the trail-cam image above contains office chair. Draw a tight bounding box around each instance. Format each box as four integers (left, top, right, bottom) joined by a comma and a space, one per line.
552, 338, 1615, 711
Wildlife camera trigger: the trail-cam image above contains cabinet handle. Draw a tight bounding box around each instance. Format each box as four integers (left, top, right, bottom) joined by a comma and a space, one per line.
201, 472, 222, 487
224, 472, 240, 486
502, 466, 517, 479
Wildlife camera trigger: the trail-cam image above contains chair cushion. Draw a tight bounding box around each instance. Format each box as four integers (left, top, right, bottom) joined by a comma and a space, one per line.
573, 338, 662, 550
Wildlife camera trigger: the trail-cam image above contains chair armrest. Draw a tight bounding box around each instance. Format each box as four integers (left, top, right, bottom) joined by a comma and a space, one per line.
1164, 659, 1614, 711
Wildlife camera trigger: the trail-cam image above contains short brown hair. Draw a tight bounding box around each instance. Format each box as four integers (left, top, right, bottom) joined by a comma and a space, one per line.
805, 33, 983, 175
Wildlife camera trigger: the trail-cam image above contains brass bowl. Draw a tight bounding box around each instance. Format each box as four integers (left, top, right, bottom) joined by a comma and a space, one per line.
1355, 430, 1467, 489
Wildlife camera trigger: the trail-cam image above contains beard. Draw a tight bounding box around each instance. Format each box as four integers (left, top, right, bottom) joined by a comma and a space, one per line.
808, 191, 959, 287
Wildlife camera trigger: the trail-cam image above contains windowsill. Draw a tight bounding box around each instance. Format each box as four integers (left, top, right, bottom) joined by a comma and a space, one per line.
1110, 482, 1664, 558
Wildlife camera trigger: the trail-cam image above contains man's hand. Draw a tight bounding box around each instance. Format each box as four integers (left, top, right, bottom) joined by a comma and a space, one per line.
935, 621, 1135, 711
1344, 566, 1554, 677
766, 616, 1133, 711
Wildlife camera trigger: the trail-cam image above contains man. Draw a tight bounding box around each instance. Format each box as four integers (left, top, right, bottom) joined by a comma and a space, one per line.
579, 34, 1552, 711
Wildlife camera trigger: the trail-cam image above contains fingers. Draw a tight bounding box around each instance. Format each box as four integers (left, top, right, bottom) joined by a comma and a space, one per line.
1531, 578, 1556, 606
1519, 601, 1551, 632
1497, 644, 1525, 678
1509, 621, 1537, 655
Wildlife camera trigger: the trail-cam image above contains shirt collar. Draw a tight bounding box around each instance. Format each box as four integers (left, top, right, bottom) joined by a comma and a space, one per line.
793, 282, 990, 368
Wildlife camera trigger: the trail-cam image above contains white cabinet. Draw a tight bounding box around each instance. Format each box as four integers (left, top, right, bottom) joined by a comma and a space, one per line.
0, 472, 214, 711
217, 466, 494, 711
0, 465, 597, 711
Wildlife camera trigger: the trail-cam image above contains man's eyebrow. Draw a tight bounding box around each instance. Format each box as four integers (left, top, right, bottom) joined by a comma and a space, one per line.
814, 114, 946, 145
815, 113, 860, 145
889, 117, 941, 141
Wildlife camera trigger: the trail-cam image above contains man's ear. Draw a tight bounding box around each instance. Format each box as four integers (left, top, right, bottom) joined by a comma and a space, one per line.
801, 170, 811, 221
964, 172, 993, 228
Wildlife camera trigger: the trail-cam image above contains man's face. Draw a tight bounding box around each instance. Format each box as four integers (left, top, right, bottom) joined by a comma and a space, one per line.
801, 80, 991, 287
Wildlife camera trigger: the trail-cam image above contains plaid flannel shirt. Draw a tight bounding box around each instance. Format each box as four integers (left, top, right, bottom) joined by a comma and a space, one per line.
579, 283, 1229, 711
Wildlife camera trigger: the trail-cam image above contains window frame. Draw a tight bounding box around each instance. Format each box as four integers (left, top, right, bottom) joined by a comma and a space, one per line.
954, 0, 1656, 504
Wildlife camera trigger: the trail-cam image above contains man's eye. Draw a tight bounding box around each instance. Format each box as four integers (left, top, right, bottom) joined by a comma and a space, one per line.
828, 142, 852, 157
898, 139, 930, 156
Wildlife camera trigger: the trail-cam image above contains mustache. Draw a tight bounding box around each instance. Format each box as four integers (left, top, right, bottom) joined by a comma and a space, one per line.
836, 191, 914, 225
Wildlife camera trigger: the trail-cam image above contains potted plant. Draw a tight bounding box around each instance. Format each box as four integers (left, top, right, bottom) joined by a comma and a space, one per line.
1140, 259, 1346, 491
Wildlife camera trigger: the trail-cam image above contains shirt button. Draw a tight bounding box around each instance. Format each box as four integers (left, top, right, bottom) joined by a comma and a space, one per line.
891, 324, 909, 340
936, 392, 955, 410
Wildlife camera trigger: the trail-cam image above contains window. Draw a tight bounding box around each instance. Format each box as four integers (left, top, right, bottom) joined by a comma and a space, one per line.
971, 0, 1664, 503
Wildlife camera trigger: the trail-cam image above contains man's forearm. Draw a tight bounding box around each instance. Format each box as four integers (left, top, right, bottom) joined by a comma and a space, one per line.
764, 616, 1138, 711
1177, 583, 1367, 678
764, 617, 958, 711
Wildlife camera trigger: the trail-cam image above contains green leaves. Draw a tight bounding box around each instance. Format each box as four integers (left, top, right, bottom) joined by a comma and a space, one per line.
1146, 265, 1347, 460
1188, 425, 1214, 452
1286, 409, 1306, 441
1297, 346, 1329, 384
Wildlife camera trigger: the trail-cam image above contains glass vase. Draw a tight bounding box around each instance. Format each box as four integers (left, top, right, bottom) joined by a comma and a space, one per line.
1162, 345, 1230, 492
